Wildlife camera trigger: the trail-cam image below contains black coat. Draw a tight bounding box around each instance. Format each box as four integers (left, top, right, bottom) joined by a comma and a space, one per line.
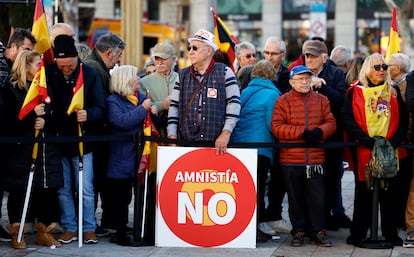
0, 83, 63, 191
46, 59, 105, 157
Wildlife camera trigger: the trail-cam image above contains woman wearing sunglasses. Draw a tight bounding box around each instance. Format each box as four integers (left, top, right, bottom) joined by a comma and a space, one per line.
342, 53, 407, 247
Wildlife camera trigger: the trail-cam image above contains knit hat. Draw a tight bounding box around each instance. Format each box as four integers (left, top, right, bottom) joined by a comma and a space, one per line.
53, 34, 78, 58
303, 40, 328, 57
188, 29, 218, 52
290, 65, 313, 78
153, 42, 176, 59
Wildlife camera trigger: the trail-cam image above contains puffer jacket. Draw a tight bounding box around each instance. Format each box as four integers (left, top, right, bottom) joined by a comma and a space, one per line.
271, 89, 336, 165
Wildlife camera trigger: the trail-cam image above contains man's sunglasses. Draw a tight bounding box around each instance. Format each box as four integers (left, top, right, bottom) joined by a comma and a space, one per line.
244, 53, 256, 59
373, 64, 388, 71
187, 45, 207, 51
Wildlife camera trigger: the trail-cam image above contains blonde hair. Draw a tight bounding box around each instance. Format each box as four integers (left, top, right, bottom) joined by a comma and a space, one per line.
359, 53, 389, 87
10, 50, 40, 90
251, 60, 276, 80
110, 65, 138, 95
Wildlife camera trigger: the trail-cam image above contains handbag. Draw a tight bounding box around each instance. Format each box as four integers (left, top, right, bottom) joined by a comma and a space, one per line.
365, 136, 398, 189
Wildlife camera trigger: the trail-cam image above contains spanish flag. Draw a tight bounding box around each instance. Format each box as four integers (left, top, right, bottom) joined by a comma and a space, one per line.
67, 63, 84, 115
385, 7, 400, 61
32, 0, 54, 64
18, 58, 48, 120
211, 7, 239, 68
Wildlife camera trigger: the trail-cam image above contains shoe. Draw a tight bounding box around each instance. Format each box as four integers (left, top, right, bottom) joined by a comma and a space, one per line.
8, 223, 26, 249
291, 231, 305, 247
310, 230, 332, 247
35, 223, 61, 248
58, 231, 78, 244
95, 225, 110, 237
256, 230, 271, 243
346, 235, 362, 246
403, 231, 414, 248
385, 234, 403, 246
258, 222, 276, 236
268, 219, 292, 233
0, 225, 12, 242
83, 231, 98, 244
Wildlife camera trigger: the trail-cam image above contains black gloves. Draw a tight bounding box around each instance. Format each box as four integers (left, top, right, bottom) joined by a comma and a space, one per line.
301, 128, 323, 144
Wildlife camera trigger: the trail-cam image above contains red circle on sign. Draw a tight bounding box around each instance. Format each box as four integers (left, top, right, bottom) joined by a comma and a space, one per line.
158, 148, 256, 247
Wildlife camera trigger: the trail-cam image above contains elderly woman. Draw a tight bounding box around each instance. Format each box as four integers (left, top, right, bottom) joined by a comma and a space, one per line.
232, 60, 281, 242
342, 53, 407, 247
105, 65, 153, 246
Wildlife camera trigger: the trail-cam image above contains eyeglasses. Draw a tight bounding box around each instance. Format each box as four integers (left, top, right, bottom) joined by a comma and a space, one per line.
187, 45, 207, 51
263, 50, 283, 57
373, 64, 388, 71
244, 53, 257, 59
291, 77, 312, 83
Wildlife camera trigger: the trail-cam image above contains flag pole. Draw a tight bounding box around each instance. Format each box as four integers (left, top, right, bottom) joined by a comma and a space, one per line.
17, 129, 40, 243
78, 123, 84, 248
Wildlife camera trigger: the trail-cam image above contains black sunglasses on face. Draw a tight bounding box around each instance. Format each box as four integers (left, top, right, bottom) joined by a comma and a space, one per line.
373, 64, 388, 71
187, 45, 206, 51
244, 53, 256, 59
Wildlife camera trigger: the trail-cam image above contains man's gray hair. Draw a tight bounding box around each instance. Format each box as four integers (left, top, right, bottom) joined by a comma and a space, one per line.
95, 33, 126, 53
330, 45, 352, 66
235, 42, 255, 58
390, 53, 411, 73
263, 36, 286, 53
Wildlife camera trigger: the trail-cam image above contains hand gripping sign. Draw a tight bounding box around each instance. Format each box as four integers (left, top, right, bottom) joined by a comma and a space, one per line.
156, 147, 257, 248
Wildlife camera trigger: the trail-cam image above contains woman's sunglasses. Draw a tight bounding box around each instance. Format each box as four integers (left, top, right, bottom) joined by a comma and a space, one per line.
373, 64, 388, 71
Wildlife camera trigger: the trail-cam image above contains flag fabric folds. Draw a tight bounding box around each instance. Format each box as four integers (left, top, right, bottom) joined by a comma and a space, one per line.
67, 63, 84, 115
32, 0, 54, 64
385, 7, 400, 61
18, 58, 48, 120
211, 7, 239, 69
137, 93, 160, 184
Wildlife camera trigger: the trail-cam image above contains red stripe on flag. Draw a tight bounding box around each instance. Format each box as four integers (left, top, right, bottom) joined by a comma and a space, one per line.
32, 0, 53, 64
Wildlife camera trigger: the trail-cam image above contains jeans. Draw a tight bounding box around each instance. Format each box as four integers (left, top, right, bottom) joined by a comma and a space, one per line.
58, 152, 96, 232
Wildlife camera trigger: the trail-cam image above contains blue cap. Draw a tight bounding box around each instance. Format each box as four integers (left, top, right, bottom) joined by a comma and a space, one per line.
290, 65, 313, 78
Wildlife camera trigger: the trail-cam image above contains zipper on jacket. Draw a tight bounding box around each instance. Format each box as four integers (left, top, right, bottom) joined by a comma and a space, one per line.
41, 131, 48, 188
303, 94, 310, 165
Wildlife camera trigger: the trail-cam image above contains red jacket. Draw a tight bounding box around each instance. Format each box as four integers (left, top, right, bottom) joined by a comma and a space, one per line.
271, 89, 337, 165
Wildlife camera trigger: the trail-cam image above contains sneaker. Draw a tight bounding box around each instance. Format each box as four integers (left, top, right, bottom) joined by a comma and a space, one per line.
310, 230, 332, 247
58, 231, 78, 244
0, 225, 11, 242
256, 230, 271, 243
291, 231, 305, 247
403, 231, 414, 248
95, 225, 110, 237
83, 231, 98, 244
268, 219, 292, 233
258, 222, 276, 236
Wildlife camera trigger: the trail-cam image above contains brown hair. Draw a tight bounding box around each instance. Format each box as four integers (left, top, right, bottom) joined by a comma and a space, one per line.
251, 60, 276, 80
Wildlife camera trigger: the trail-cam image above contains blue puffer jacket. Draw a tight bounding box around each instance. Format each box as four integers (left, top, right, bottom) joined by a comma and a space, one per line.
232, 77, 281, 161
106, 92, 148, 179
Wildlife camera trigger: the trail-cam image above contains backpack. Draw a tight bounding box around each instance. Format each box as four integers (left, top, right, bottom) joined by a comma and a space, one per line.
365, 137, 398, 187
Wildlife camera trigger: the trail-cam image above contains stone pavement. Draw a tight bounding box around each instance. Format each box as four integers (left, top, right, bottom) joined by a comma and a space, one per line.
0, 171, 413, 257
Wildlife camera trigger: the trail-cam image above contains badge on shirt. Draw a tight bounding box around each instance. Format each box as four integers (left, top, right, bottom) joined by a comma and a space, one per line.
207, 88, 217, 98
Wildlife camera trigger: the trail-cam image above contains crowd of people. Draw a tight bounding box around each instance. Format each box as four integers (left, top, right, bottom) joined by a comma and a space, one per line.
0, 22, 414, 251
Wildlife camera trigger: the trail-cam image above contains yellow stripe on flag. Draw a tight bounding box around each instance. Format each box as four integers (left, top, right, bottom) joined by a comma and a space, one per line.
67, 64, 84, 115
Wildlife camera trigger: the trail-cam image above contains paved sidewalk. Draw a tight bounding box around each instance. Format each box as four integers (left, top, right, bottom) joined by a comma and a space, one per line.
0, 171, 412, 257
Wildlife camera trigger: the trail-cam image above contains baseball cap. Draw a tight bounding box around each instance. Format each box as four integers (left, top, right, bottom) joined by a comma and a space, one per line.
303, 40, 328, 57
290, 65, 313, 78
188, 29, 218, 52
153, 42, 175, 59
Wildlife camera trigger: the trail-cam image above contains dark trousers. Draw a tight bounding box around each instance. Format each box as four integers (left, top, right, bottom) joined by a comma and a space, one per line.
282, 165, 326, 236
257, 155, 271, 223
350, 178, 399, 240
324, 148, 345, 217
105, 178, 134, 235
7, 188, 60, 226
266, 161, 286, 221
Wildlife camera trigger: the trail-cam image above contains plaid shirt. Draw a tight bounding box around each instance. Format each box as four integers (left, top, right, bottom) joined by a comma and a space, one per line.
168, 62, 240, 142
